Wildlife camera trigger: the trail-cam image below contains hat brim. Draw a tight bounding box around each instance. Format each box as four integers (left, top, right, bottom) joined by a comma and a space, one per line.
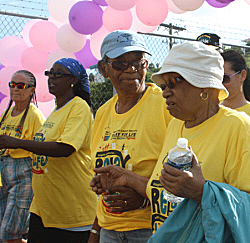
105, 46, 152, 59
151, 66, 229, 100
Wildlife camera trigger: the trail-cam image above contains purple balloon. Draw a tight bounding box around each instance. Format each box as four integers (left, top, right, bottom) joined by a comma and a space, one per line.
93, 0, 108, 6
74, 39, 98, 69
215, 0, 234, 3
0, 64, 5, 71
206, 0, 229, 7
69, 1, 103, 35
0, 92, 7, 104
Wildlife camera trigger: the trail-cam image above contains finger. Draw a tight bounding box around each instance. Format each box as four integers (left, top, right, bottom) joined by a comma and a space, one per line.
90, 176, 101, 187
103, 193, 126, 202
162, 163, 182, 177
107, 185, 127, 195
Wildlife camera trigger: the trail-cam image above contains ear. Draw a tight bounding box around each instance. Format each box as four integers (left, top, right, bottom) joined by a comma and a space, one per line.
72, 76, 78, 85
30, 87, 35, 96
99, 62, 109, 78
240, 69, 247, 84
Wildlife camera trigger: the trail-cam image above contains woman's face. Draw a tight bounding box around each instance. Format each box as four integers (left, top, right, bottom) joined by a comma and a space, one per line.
161, 72, 205, 125
102, 51, 148, 95
10, 73, 34, 104
48, 63, 76, 97
223, 61, 243, 100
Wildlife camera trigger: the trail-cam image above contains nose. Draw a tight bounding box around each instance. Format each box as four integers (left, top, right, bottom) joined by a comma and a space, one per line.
162, 86, 172, 99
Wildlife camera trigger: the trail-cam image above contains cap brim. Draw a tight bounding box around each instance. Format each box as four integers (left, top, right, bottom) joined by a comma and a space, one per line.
106, 46, 152, 58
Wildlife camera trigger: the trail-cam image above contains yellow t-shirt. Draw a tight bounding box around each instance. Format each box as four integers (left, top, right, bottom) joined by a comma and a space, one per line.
91, 83, 172, 231
235, 103, 250, 116
0, 103, 45, 158
30, 97, 97, 228
147, 105, 250, 233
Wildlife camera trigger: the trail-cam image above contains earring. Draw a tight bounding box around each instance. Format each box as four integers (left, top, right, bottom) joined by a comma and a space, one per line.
240, 86, 243, 92
200, 92, 208, 100
71, 84, 74, 88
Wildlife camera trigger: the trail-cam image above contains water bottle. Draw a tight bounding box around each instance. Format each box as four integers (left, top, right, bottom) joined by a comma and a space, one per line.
163, 138, 192, 203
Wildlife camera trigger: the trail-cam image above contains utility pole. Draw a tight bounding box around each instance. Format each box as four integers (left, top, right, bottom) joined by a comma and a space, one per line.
159, 23, 186, 49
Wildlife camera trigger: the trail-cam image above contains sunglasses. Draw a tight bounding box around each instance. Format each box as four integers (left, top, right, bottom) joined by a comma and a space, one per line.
160, 77, 184, 90
107, 59, 148, 71
9, 81, 34, 90
44, 70, 75, 79
223, 71, 241, 84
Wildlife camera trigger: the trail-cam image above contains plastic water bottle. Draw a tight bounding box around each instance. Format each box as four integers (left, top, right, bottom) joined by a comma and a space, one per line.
163, 138, 192, 203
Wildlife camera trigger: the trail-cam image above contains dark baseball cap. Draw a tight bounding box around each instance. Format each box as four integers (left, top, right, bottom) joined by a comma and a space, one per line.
196, 33, 223, 52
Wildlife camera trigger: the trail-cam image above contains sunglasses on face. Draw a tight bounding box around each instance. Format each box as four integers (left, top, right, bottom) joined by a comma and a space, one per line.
223, 71, 241, 84
9, 81, 34, 90
160, 77, 184, 90
107, 59, 148, 71
44, 70, 75, 79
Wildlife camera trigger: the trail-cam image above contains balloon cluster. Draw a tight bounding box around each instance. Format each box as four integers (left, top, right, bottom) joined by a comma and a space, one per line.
0, 0, 238, 116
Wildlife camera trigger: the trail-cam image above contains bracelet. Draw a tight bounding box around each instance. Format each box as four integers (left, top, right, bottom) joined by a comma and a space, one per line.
90, 229, 100, 236
140, 198, 150, 209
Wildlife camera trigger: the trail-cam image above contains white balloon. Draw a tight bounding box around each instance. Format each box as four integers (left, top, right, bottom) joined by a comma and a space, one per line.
172, 0, 204, 11
167, 0, 186, 14
56, 24, 87, 53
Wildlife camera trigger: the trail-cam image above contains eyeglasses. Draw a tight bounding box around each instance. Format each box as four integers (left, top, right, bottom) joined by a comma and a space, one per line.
107, 59, 148, 71
44, 70, 75, 79
160, 77, 184, 90
223, 71, 241, 84
9, 81, 34, 90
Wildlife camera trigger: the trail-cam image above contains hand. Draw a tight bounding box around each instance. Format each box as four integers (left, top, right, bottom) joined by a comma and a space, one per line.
159, 149, 206, 204
102, 185, 145, 212
90, 165, 128, 194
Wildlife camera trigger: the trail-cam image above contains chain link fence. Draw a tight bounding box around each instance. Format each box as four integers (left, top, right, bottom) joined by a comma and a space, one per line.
1, 12, 250, 115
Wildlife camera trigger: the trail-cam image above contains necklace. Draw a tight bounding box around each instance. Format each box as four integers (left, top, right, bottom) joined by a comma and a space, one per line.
116, 91, 144, 114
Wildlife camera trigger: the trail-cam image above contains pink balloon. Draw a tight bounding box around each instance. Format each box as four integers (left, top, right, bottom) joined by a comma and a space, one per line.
69, 1, 103, 35
136, 0, 169, 26
35, 72, 54, 102
93, 0, 108, 6
103, 6, 133, 32
29, 20, 59, 52
90, 26, 110, 60
245, 0, 250, 4
74, 39, 98, 69
130, 7, 158, 33
22, 19, 42, 46
46, 49, 76, 70
106, 0, 139, 11
0, 66, 22, 95
37, 99, 55, 118
167, 0, 186, 13
21, 47, 49, 74
0, 36, 28, 67
0, 95, 10, 116
206, 0, 229, 7
48, 15, 65, 28
172, 0, 204, 11
56, 24, 87, 53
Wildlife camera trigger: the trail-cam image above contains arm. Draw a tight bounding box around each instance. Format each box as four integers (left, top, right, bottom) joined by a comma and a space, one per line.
88, 217, 100, 243
159, 149, 206, 204
0, 135, 75, 157
91, 165, 149, 198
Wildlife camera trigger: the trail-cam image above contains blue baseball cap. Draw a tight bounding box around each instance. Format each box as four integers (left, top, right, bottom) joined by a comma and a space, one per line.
100, 30, 152, 59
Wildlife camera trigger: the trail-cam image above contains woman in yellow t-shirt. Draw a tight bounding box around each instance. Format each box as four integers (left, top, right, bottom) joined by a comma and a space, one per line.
221, 49, 250, 116
0, 70, 45, 243
0, 58, 97, 243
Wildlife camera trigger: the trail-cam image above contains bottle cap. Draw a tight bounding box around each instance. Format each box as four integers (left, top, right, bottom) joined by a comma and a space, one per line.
177, 138, 188, 148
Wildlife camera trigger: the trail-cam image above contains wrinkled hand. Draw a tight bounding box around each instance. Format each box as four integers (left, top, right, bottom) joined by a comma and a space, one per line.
159, 149, 206, 204
90, 165, 128, 194
0, 135, 17, 149
102, 185, 145, 212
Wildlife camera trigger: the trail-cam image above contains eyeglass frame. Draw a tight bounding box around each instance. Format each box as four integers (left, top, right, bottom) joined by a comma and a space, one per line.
160, 77, 184, 90
223, 70, 241, 84
106, 59, 148, 71
44, 70, 75, 79
8, 81, 34, 90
